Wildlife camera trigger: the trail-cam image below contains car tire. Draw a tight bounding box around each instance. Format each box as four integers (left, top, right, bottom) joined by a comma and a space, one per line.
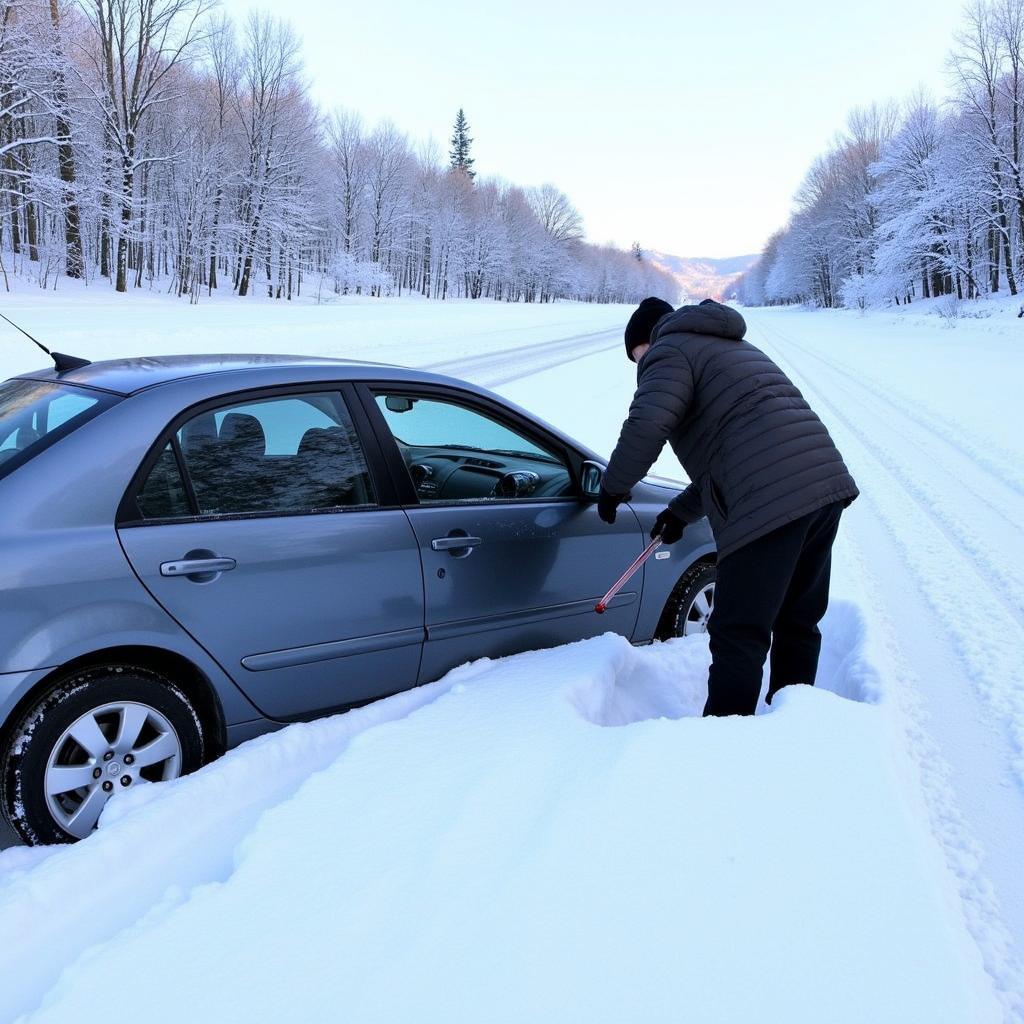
1, 666, 204, 846
656, 561, 717, 640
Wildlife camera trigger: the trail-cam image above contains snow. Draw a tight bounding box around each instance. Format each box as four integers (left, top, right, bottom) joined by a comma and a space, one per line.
502, 298, 1024, 1013
0, 624, 1002, 1024
0, 279, 632, 384
1, 289, 1022, 1021
738, 303, 1024, 1010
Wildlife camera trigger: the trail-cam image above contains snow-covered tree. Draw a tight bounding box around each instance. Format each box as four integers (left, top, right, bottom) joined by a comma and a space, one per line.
0, 4, 675, 304
739, 0, 1024, 309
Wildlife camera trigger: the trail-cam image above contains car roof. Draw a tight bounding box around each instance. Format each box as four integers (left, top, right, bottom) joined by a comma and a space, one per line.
15, 353, 405, 396
12, 351, 603, 462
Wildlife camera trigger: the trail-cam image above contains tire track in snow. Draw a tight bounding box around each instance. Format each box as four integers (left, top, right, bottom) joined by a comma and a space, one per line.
777, 332, 1023, 532
750, 314, 1024, 782
748, 311, 1024, 1014
419, 327, 620, 387
826, 494, 1024, 1019
755, 317, 1024, 631
763, 326, 1024, 497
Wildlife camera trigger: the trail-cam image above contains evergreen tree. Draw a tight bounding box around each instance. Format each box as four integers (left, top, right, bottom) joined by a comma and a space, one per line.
449, 108, 475, 179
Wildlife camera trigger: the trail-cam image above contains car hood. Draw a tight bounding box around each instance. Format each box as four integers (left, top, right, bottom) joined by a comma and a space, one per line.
629, 475, 686, 505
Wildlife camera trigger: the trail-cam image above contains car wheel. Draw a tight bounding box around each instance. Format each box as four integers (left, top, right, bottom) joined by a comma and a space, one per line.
1, 666, 204, 845
656, 562, 716, 640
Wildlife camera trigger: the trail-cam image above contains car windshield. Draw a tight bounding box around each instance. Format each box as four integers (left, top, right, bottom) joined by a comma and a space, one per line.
376, 394, 557, 463
0, 379, 117, 481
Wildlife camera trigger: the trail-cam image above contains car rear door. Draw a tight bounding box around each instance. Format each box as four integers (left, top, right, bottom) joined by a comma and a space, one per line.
357, 384, 645, 683
117, 384, 424, 719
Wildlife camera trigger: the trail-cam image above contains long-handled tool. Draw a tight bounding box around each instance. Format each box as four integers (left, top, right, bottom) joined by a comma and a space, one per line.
595, 536, 663, 614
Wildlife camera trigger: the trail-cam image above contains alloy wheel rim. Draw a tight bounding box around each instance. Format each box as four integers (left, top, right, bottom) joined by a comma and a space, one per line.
43, 700, 182, 839
681, 582, 715, 636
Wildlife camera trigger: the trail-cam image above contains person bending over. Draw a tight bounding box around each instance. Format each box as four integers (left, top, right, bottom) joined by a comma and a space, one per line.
598, 297, 859, 716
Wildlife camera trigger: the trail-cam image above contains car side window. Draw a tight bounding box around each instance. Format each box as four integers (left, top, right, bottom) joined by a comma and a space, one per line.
137, 442, 191, 519
373, 391, 572, 503
135, 391, 376, 519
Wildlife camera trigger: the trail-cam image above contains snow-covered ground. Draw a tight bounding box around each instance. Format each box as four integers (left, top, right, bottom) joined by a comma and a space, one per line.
1, 288, 1022, 1021
0, 281, 631, 382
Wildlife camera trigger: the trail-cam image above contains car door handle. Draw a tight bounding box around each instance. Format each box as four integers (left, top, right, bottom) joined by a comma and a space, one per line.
430, 536, 483, 552
160, 557, 237, 577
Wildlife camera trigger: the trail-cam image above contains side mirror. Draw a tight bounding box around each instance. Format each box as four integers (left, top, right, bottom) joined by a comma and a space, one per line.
385, 395, 416, 414
580, 460, 604, 500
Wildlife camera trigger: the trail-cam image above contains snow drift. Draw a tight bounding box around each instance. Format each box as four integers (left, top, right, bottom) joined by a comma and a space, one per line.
0, 606, 1000, 1023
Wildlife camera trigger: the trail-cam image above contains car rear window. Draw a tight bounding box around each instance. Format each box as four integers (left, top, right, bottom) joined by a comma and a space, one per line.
128, 390, 377, 522
0, 379, 118, 481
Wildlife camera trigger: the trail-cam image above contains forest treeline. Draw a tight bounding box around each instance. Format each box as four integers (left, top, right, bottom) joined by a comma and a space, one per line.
739, 0, 1024, 310
0, 1, 676, 304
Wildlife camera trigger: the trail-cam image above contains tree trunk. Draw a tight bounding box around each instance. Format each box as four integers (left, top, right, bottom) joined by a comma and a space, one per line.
207, 186, 223, 293
49, 0, 84, 278
115, 170, 132, 293
988, 216, 999, 292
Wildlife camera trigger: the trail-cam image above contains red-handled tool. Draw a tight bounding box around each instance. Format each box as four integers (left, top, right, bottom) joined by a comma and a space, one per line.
595, 536, 663, 614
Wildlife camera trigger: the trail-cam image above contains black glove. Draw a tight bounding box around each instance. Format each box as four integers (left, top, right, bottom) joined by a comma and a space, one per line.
651, 507, 685, 544
597, 488, 629, 524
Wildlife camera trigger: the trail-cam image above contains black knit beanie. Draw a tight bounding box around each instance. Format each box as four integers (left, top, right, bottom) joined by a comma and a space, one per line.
624, 297, 674, 360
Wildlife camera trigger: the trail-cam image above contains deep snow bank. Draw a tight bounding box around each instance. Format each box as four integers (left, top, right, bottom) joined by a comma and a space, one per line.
0, 607, 1000, 1023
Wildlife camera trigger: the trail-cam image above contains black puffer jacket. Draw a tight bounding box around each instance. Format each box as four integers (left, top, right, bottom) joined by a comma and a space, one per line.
603, 301, 858, 559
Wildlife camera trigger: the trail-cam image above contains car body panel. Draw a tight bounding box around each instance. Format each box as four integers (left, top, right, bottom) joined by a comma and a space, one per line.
1, 354, 716, 750
626, 475, 717, 640
0, 524, 261, 723
0, 668, 55, 730
15, 353, 381, 396
118, 509, 425, 719
405, 500, 645, 683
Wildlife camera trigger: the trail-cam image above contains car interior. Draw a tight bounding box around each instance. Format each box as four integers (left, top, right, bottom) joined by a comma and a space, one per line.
136, 393, 376, 519
373, 392, 575, 502
0, 381, 102, 470
132, 388, 581, 521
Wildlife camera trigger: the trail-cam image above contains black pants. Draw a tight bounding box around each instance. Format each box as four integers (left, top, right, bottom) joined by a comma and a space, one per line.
703, 501, 843, 717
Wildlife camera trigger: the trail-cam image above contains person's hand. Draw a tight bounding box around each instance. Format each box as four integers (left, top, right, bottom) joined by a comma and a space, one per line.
651, 507, 685, 544
597, 488, 629, 524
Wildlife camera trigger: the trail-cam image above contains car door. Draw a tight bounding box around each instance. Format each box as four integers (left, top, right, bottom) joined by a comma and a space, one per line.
117, 385, 424, 720
359, 384, 646, 683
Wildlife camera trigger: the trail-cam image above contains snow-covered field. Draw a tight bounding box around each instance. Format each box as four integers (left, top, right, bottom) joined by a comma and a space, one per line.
0, 283, 631, 382
1, 288, 1022, 1022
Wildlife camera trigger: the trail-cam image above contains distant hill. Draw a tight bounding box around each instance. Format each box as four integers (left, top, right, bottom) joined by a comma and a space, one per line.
647, 252, 760, 302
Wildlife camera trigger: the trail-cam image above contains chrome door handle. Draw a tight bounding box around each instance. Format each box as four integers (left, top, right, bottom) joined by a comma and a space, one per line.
430, 536, 483, 551
160, 557, 237, 577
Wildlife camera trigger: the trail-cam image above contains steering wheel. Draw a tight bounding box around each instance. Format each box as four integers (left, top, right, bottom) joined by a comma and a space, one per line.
493, 471, 540, 498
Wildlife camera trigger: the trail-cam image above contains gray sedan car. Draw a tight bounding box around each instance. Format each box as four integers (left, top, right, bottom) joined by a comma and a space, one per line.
0, 354, 716, 845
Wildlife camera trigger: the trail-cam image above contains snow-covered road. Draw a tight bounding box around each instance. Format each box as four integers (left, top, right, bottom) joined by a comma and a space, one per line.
499, 304, 1024, 1010
745, 308, 1024, 964
423, 326, 620, 386
2, 293, 1023, 1021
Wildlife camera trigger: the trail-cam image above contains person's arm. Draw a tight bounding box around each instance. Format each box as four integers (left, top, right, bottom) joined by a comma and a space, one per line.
668, 482, 704, 524
602, 344, 695, 497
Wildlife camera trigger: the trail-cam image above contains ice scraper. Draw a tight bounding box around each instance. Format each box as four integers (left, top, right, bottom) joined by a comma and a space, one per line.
595, 536, 663, 614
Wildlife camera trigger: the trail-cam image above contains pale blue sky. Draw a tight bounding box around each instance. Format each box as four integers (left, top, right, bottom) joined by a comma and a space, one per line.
231, 0, 967, 258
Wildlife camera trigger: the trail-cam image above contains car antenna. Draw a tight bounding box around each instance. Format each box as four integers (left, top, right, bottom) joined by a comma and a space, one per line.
0, 311, 91, 373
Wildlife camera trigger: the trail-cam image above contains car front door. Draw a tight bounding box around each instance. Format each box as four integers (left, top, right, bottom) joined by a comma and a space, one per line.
359, 384, 645, 683
117, 385, 424, 719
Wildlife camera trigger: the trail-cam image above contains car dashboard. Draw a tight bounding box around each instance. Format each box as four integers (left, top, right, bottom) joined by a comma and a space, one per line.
397, 444, 574, 501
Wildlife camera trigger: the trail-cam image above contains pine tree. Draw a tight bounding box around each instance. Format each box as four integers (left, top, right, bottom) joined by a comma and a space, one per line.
449, 108, 475, 179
